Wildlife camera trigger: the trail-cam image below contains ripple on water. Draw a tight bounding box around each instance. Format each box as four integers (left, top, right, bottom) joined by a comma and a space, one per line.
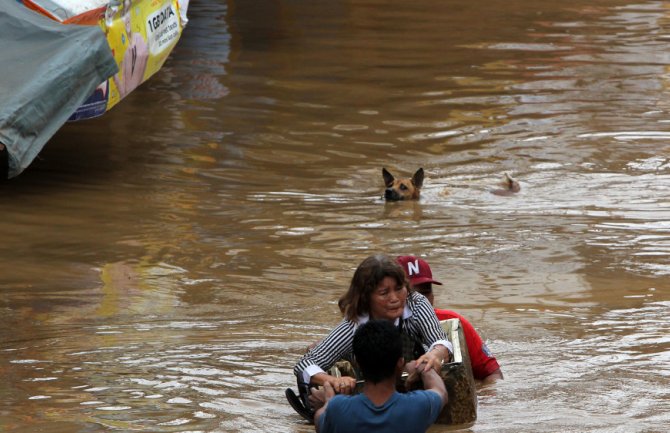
95, 406, 132, 411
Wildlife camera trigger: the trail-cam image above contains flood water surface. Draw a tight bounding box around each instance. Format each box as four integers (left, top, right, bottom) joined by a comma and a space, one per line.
1, 0, 670, 432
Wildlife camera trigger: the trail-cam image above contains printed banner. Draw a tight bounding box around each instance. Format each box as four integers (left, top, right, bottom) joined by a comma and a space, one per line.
67, 0, 186, 120
101, 0, 183, 110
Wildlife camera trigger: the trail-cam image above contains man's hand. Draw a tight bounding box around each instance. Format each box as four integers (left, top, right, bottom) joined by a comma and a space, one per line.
404, 360, 421, 388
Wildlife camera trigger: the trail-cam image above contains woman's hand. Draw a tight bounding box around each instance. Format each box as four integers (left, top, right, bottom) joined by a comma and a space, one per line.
312, 373, 357, 395
326, 375, 357, 395
414, 344, 449, 373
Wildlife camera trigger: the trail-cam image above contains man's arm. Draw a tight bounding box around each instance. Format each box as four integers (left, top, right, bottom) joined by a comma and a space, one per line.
313, 382, 335, 432
420, 366, 447, 409
482, 368, 504, 384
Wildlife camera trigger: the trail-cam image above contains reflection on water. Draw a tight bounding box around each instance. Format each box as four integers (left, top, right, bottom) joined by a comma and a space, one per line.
2, 0, 670, 432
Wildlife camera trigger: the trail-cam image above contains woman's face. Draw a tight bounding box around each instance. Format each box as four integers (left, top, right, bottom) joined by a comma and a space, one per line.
369, 276, 407, 321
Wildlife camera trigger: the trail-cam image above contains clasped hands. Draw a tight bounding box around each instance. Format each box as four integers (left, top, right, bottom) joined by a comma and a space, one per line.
405, 348, 446, 386
308, 374, 356, 410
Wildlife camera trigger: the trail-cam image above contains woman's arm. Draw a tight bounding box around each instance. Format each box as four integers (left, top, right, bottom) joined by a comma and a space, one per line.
293, 320, 357, 390
408, 293, 453, 371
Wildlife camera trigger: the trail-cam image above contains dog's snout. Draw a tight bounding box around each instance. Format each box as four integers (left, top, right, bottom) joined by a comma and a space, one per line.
385, 188, 400, 201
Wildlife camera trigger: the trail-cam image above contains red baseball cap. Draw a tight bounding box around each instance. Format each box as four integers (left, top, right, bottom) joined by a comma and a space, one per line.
396, 256, 442, 286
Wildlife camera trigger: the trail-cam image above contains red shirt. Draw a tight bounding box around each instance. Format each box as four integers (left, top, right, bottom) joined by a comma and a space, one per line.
434, 309, 500, 380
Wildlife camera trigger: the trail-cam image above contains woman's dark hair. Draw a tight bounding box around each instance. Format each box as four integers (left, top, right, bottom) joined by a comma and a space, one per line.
353, 320, 403, 383
338, 254, 409, 322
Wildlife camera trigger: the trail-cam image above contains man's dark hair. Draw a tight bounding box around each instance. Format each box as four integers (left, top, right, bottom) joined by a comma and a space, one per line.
353, 320, 402, 384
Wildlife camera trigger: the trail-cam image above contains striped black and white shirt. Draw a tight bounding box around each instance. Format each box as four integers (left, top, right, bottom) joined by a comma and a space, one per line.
294, 291, 452, 383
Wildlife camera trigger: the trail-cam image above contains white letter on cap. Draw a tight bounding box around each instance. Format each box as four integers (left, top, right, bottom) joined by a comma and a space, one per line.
408, 259, 420, 276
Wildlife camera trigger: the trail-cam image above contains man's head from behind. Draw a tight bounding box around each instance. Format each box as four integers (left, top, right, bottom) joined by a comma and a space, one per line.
353, 320, 403, 384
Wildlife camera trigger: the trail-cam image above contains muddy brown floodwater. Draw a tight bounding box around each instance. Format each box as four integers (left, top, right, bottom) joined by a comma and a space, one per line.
1, 0, 669, 432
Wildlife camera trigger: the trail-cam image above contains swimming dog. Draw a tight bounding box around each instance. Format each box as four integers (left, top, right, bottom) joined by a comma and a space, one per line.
491, 172, 520, 196
382, 167, 424, 201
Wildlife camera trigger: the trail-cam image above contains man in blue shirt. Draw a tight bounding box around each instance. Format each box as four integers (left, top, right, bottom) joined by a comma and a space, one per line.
313, 320, 447, 433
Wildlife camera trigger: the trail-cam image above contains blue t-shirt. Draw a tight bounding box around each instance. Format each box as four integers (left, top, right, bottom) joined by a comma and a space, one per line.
317, 390, 443, 433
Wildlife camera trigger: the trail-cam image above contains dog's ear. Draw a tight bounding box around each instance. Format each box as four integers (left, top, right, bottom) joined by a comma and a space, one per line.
382, 168, 395, 187
412, 168, 424, 189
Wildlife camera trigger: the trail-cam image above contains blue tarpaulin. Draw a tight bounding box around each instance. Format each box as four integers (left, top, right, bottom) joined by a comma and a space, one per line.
0, 2, 118, 178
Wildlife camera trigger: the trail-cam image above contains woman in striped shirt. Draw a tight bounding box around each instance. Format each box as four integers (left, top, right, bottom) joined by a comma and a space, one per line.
293, 254, 453, 397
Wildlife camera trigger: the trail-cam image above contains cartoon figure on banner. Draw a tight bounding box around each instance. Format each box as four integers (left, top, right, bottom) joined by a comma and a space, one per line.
113, 0, 149, 99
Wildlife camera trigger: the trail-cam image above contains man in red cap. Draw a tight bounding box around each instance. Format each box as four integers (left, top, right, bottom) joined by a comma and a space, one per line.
396, 256, 503, 383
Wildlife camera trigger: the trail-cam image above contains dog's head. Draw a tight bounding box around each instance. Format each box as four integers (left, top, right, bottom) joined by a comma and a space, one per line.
502, 172, 521, 192
491, 172, 521, 196
382, 168, 424, 201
